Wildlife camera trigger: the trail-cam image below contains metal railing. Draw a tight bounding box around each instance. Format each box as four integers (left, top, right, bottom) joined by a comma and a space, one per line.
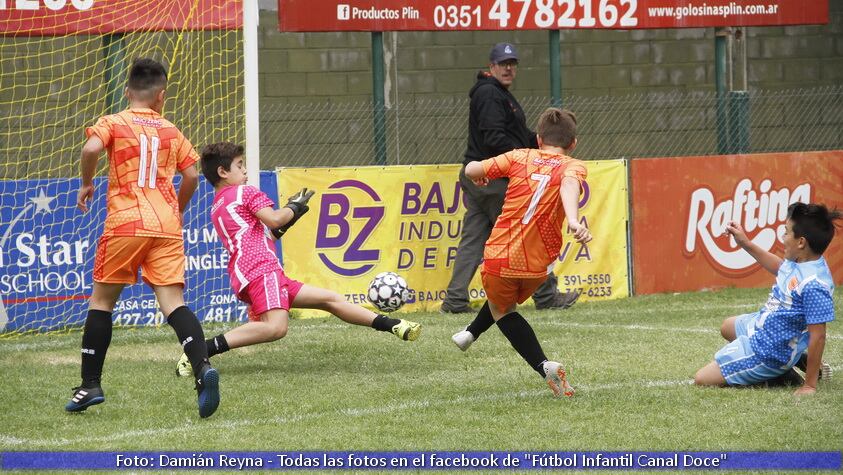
260, 86, 843, 168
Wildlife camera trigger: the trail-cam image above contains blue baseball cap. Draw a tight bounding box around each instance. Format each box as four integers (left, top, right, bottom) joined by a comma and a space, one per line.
489, 43, 518, 63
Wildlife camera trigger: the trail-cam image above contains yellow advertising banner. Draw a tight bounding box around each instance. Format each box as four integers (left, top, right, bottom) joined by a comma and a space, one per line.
277, 161, 628, 317
553, 159, 630, 301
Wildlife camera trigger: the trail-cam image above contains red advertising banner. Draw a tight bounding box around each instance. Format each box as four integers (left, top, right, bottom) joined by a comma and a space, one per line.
279, 0, 827, 31
630, 151, 843, 295
0, 0, 241, 36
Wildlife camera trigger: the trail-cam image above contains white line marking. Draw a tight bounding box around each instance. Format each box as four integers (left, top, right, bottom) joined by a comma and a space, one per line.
538, 320, 843, 340
0, 379, 695, 448
0, 323, 353, 353
0, 435, 26, 445
570, 302, 761, 316
2, 305, 840, 353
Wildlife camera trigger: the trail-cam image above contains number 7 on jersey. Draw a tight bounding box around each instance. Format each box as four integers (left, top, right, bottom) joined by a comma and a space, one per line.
522, 173, 551, 224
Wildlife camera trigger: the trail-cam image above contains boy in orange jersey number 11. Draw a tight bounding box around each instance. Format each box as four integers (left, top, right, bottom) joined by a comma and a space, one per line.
451, 108, 592, 397
66, 58, 219, 418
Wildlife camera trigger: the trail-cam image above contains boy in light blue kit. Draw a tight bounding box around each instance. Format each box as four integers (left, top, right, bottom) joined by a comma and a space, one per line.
694, 202, 840, 395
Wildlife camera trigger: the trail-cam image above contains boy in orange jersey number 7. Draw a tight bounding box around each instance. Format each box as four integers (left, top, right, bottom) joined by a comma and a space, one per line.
451, 108, 592, 397
66, 58, 219, 418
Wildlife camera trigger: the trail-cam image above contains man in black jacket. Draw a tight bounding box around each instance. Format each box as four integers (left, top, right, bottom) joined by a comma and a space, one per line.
441, 43, 578, 316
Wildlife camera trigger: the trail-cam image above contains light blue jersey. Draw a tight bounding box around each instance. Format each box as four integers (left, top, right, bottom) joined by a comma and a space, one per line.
749, 257, 835, 368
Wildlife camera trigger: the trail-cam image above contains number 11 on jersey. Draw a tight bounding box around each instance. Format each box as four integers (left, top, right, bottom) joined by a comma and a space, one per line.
137, 133, 160, 189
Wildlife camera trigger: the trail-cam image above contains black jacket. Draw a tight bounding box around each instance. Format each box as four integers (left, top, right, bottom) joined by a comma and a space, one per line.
464, 71, 538, 165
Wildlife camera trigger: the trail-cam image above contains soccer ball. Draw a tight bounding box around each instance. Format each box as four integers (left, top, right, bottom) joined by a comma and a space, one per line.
367, 271, 410, 313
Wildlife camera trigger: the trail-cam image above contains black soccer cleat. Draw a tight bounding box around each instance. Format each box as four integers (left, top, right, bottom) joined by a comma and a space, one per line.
765, 368, 804, 388
65, 386, 105, 412
795, 353, 832, 381
196, 365, 220, 418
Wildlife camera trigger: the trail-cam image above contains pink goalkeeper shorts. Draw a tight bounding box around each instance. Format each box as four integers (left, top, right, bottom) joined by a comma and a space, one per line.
239, 270, 303, 321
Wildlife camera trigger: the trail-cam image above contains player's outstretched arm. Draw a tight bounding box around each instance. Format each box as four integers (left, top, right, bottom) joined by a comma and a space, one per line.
253, 188, 316, 240
561, 176, 591, 243
77, 136, 104, 212
256, 206, 294, 232
725, 221, 782, 274
464, 161, 489, 186
177, 164, 199, 216
269, 188, 316, 239
795, 323, 826, 395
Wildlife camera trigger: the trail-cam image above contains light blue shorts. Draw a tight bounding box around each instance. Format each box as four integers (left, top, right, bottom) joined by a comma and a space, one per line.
733, 312, 755, 339
715, 313, 787, 386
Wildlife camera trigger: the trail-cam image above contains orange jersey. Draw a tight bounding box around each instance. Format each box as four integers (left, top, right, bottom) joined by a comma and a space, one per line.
481, 149, 587, 278
86, 108, 198, 239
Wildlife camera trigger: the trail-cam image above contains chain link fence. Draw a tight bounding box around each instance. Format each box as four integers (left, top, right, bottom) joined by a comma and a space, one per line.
260, 86, 843, 168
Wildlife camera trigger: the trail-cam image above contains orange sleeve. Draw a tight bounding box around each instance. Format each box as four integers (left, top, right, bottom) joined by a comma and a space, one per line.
482, 151, 515, 180
564, 159, 588, 183
85, 115, 113, 146
176, 133, 200, 171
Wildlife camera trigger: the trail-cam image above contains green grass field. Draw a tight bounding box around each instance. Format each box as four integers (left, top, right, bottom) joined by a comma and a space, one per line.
1, 287, 841, 472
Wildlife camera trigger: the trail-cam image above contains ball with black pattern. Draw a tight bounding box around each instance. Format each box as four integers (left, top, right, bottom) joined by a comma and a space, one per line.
367, 271, 410, 313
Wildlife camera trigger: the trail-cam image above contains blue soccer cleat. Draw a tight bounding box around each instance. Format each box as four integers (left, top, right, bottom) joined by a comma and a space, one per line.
196, 365, 220, 418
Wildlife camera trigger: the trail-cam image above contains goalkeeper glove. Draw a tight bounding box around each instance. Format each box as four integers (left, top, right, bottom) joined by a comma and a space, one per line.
271, 188, 316, 239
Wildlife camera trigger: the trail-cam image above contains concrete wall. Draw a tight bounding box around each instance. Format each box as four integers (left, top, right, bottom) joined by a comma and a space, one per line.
258, 1, 843, 103
255, 1, 843, 167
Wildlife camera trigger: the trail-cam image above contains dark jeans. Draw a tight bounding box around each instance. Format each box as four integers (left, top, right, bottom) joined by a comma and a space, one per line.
442, 167, 560, 310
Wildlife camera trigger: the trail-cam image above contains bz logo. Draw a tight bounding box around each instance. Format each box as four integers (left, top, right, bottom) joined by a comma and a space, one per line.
315, 180, 384, 277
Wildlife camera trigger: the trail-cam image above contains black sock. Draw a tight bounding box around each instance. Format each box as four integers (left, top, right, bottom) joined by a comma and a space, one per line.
466, 301, 494, 339
80, 309, 113, 388
496, 312, 548, 377
206, 334, 230, 358
167, 306, 210, 378
372, 314, 401, 332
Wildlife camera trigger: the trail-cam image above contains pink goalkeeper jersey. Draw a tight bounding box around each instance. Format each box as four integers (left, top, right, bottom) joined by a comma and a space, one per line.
211, 185, 283, 295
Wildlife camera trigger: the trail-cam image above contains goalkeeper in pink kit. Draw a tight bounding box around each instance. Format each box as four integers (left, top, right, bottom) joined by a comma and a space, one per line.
174, 142, 421, 376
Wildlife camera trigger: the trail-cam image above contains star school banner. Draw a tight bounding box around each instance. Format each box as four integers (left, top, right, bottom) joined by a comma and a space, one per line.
276, 162, 629, 317
630, 151, 843, 294
0, 172, 279, 334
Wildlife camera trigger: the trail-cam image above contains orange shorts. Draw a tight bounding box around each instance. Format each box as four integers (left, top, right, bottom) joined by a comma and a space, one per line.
481, 271, 546, 314
93, 236, 185, 286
